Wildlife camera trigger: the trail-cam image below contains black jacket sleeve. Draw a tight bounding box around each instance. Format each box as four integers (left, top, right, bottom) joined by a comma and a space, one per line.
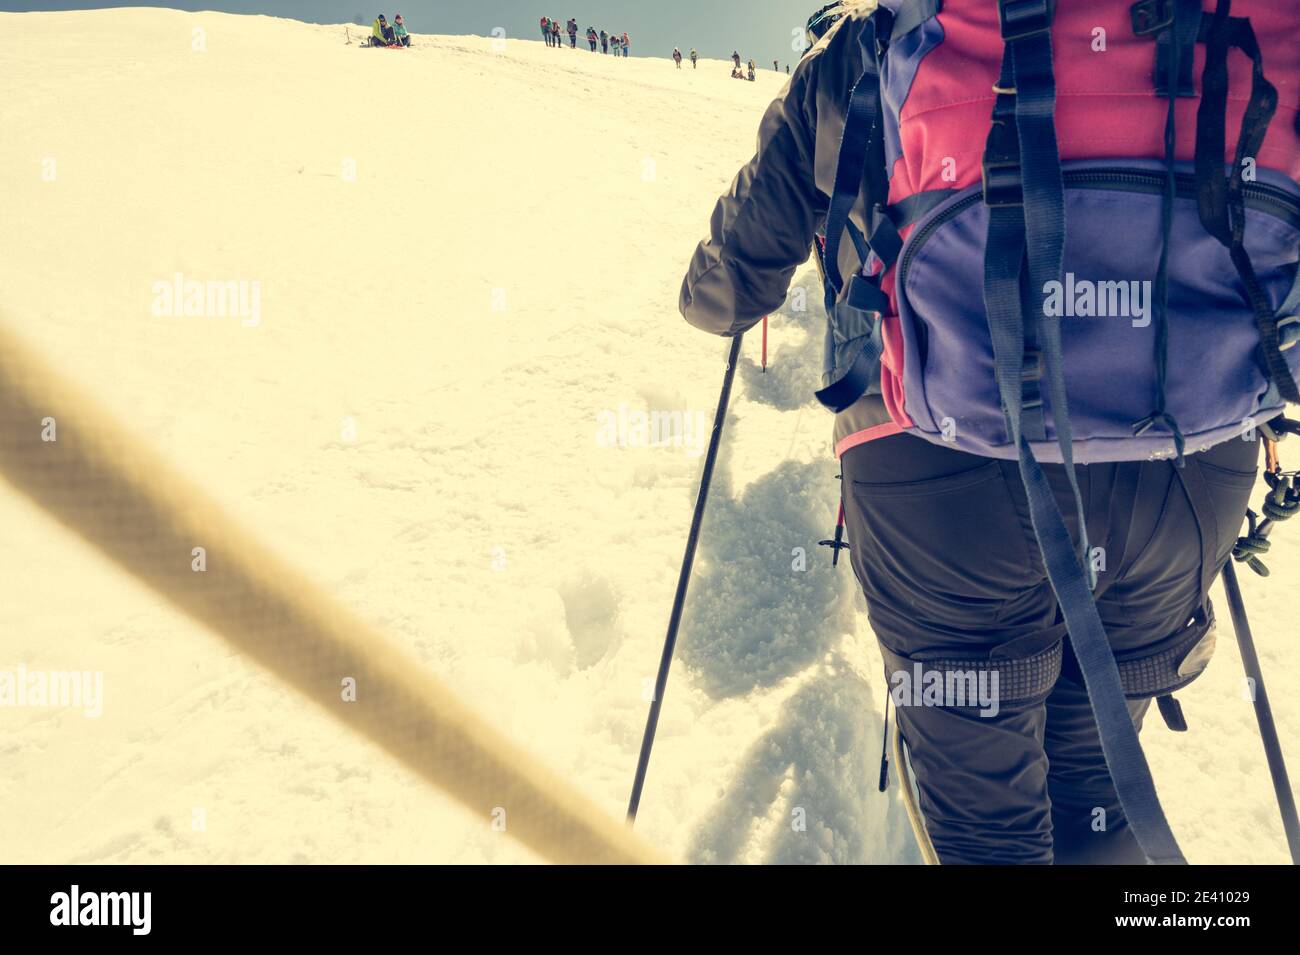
679, 43, 831, 337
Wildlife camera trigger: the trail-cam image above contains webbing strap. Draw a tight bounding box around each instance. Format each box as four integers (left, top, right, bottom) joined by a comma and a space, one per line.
1151, 0, 1203, 96
842, 218, 870, 268
1195, 2, 1299, 403
816, 272, 891, 412
1019, 266, 1047, 443
814, 329, 885, 411
985, 0, 1187, 865
823, 11, 894, 295
817, 12, 895, 413
824, 65, 883, 291
984, 51, 1047, 442
1134, 0, 1200, 462
987, 260, 1188, 865
889, 188, 959, 229
1195, 1, 1232, 242
1008, 10, 1090, 564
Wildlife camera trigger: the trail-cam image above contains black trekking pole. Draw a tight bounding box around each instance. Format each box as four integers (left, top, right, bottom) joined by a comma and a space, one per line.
627, 333, 744, 823
1221, 559, 1300, 864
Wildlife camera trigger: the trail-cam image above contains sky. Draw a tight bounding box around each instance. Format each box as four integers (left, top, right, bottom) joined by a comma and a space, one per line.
0, 1, 822, 66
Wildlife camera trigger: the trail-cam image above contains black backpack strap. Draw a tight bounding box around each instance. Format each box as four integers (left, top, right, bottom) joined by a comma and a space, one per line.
982, 48, 1048, 444
1194, 1, 1300, 403
1130, 0, 1202, 463
822, 9, 893, 296
814, 10, 901, 413
983, 0, 1189, 866
1132, 0, 1202, 96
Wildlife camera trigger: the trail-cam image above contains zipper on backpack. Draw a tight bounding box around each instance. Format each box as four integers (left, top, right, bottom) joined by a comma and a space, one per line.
898, 168, 1300, 291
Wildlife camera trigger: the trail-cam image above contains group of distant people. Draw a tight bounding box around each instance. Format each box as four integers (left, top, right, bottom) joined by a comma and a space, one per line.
369, 12, 410, 47
535, 14, 787, 77
730, 52, 757, 81
683, 48, 785, 79
541, 17, 632, 57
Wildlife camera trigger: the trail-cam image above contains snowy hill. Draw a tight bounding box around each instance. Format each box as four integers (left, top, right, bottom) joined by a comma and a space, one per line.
0, 8, 1295, 864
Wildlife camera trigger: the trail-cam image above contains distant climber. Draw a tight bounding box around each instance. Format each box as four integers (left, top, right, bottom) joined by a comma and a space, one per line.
393, 13, 409, 47
600, 29, 609, 54
690, 48, 698, 69
567, 18, 578, 48
673, 48, 683, 69
541, 16, 552, 47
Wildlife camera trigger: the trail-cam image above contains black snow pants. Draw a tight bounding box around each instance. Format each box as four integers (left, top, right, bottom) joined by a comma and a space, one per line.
841, 432, 1259, 864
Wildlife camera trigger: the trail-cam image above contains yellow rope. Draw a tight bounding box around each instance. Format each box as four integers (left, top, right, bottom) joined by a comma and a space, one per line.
0, 322, 666, 865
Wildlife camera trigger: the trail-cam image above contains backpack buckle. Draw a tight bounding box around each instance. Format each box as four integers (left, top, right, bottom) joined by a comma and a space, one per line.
1130, 0, 1175, 36
1021, 348, 1045, 416
982, 107, 1023, 207
1022, 347, 1044, 383
998, 0, 1055, 42
982, 154, 1024, 208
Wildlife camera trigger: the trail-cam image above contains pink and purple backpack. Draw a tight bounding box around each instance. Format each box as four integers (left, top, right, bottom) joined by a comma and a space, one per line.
815, 0, 1300, 864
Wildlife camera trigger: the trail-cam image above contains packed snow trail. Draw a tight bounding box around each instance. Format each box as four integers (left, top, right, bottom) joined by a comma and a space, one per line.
0, 10, 1294, 863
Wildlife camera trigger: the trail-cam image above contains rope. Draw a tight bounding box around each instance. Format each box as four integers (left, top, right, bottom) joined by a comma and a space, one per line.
1233, 439, 1300, 577
0, 321, 666, 866
891, 719, 939, 865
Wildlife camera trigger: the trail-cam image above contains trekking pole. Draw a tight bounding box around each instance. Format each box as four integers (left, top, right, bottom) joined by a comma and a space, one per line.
627, 333, 744, 823
761, 316, 768, 372
1221, 559, 1300, 863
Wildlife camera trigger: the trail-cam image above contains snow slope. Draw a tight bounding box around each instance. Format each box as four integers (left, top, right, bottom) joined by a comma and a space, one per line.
0, 8, 1295, 864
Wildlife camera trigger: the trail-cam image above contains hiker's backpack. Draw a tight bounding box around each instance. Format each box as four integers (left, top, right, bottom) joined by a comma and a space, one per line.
816, 0, 1300, 865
